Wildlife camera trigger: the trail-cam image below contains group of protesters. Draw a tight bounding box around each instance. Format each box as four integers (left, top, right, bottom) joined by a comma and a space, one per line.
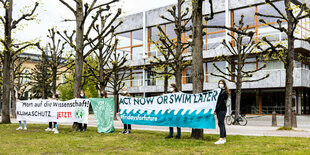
15, 79, 230, 144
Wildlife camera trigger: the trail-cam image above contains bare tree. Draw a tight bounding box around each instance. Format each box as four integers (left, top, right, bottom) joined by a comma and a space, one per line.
256, 0, 310, 128
46, 28, 74, 96
190, 0, 214, 139
149, 36, 175, 94
0, 0, 39, 123
84, 10, 122, 93
107, 40, 131, 120
205, 15, 270, 122
151, 0, 192, 91
11, 56, 30, 118
58, 0, 119, 98
58, 0, 120, 130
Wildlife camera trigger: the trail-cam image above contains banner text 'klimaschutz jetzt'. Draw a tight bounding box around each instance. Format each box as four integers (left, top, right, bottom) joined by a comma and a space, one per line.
17, 99, 90, 124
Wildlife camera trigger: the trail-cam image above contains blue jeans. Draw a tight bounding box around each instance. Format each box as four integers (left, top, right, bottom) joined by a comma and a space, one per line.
169, 127, 181, 137
19, 121, 27, 128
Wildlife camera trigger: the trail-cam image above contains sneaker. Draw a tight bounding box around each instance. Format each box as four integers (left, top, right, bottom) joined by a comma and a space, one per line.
45, 128, 52, 131
54, 129, 59, 134
24, 127, 27, 130
120, 130, 127, 134
214, 139, 226, 144
16, 127, 22, 130
125, 130, 131, 134
52, 128, 56, 132
175, 136, 181, 139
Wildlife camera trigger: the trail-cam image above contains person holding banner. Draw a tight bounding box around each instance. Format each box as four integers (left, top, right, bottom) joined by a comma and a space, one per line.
165, 83, 181, 139
101, 90, 108, 98
120, 88, 132, 134
45, 94, 59, 134
16, 90, 27, 130
78, 90, 88, 132
214, 79, 230, 144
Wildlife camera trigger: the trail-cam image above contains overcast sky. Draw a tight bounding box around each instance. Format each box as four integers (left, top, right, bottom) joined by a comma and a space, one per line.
9, 0, 177, 53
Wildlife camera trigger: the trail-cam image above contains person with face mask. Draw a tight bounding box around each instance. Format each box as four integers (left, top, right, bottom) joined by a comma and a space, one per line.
214, 79, 230, 144
165, 83, 182, 139
120, 88, 132, 134
78, 90, 88, 132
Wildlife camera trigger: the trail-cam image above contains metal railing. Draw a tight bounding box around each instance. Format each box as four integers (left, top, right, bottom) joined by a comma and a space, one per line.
251, 106, 285, 114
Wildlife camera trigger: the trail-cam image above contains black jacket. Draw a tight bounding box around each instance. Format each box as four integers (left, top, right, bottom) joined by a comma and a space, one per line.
215, 88, 228, 113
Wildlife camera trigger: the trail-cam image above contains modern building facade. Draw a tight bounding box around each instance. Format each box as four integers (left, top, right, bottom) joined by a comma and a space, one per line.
114, 0, 310, 115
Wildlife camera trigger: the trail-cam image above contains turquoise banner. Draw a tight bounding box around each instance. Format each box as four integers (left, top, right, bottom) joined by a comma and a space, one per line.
119, 89, 220, 129
90, 98, 115, 133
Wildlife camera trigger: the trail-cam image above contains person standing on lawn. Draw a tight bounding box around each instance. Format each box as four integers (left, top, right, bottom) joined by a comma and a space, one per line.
120, 88, 132, 134
165, 83, 182, 139
45, 94, 59, 134
16, 90, 27, 130
78, 90, 88, 132
214, 79, 230, 144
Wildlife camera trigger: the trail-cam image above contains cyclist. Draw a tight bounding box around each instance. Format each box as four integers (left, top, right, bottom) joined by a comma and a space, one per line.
214, 79, 230, 144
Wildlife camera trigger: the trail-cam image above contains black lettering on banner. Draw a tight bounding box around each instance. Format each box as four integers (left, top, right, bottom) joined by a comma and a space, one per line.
146, 97, 154, 104
140, 98, 146, 105
169, 95, 174, 104
184, 94, 191, 103
194, 94, 199, 103
163, 95, 168, 104
157, 96, 163, 104
207, 92, 212, 102
212, 90, 218, 101
134, 98, 140, 105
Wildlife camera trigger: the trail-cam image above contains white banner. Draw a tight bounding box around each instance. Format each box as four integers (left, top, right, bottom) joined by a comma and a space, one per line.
16, 99, 90, 124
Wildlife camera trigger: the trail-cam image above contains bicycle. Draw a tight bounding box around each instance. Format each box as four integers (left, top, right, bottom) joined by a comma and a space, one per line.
225, 110, 247, 126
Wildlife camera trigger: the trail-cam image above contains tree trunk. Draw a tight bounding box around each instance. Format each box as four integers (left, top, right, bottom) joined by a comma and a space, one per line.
99, 51, 105, 92
2, 0, 13, 123
175, 0, 183, 92
113, 71, 119, 120
191, 0, 204, 139
234, 37, 243, 122
73, 0, 84, 98
52, 67, 57, 96
11, 63, 16, 118
114, 94, 118, 120
283, 0, 294, 128
164, 74, 168, 94
72, 0, 84, 131
175, 67, 182, 91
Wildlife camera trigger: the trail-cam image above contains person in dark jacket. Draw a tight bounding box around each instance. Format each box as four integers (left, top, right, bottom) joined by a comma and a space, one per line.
214, 79, 230, 144
165, 83, 181, 139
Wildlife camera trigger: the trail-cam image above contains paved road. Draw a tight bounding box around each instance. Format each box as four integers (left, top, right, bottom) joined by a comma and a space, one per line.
7, 115, 310, 138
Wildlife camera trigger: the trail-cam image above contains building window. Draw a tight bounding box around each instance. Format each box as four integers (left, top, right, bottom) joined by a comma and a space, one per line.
146, 70, 156, 86
131, 72, 143, 87
183, 67, 192, 84
116, 29, 143, 60
204, 12, 225, 50
207, 61, 226, 83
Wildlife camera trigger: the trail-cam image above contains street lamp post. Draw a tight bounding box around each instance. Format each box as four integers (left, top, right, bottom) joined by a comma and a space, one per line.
142, 55, 148, 98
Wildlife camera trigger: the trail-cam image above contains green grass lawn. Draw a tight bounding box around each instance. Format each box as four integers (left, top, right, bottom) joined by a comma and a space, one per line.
0, 124, 310, 154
